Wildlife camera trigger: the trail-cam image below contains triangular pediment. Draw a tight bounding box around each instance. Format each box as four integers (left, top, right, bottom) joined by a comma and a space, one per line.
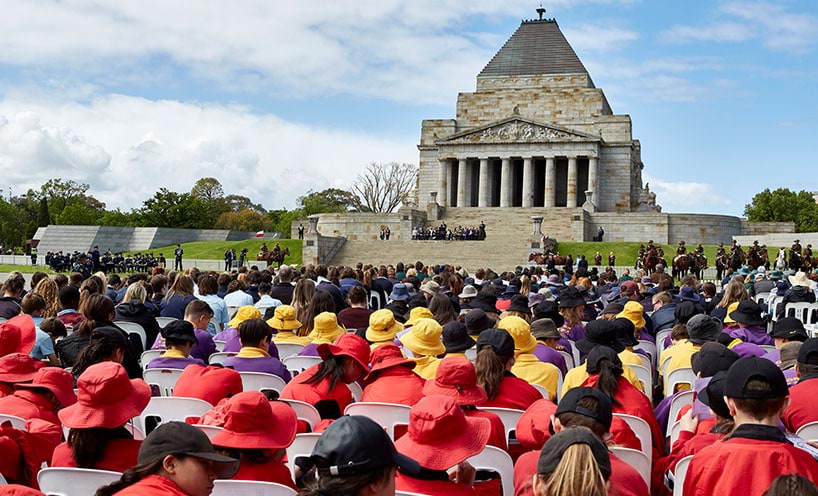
435, 116, 601, 145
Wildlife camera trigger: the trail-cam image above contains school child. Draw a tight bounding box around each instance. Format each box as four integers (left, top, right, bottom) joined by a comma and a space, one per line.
362, 344, 426, 405
531, 428, 611, 496
474, 328, 541, 410
269, 305, 310, 345
222, 319, 289, 381
146, 320, 204, 370
499, 316, 560, 399
299, 312, 346, 356
400, 318, 445, 379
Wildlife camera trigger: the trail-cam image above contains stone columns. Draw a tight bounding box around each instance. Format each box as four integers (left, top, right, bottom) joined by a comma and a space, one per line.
478, 158, 490, 207
567, 156, 577, 207
500, 157, 512, 208
544, 157, 555, 208
522, 157, 533, 207
456, 158, 468, 207
437, 159, 449, 207
588, 156, 598, 206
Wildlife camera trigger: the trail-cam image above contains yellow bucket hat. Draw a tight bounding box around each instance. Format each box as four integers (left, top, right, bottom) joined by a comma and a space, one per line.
616, 301, 646, 329
723, 301, 740, 324
498, 316, 536, 354
228, 306, 261, 329
309, 312, 346, 344
366, 309, 404, 343
267, 305, 302, 331
400, 318, 445, 357
404, 307, 434, 328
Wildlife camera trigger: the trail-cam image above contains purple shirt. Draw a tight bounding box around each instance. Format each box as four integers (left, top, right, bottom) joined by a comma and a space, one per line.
299, 344, 321, 357
222, 355, 291, 382
561, 324, 586, 342
785, 368, 798, 387
533, 343, 567, 375
637, 328, 654, 343
152, 328, 217, 362
654, 390, 684, 433
730, 341, 766, 358
728, 325, 773, 346
214, 328, 238, 342
221, 337, 280, 358
146, 356, 205, 370
762, 348, 782, 365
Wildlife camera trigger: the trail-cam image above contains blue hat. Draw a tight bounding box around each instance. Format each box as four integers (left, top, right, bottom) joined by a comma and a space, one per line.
389, 284, 410, 301
675, 286, 701, 303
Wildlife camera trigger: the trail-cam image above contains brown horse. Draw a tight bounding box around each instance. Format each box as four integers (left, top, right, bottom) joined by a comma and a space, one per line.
747, 249, 767, 270
642, 248, 660, 275
260, 247, 290, 268
672, 254, 692, 280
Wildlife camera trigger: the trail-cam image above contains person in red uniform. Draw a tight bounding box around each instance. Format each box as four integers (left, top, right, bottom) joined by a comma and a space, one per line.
280, 333, 370, 421
210, 391, 297, 489
513, 387, 648, 496
0, 367, 76, 426
684, 356, 818, 496
94, 421, 239, 496
0, 314, 35, 358
362, 344, 426, 405
531, 428, 611, 496
0, 420, 61, 489
474, 328, 541, 410
52, 361, 151, 472
0, 353, 45, 398
395, 395, 491, 495
783, 338, 818, 432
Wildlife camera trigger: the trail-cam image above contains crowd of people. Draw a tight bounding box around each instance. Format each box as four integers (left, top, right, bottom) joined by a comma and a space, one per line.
44, 248, 165, 275
412, 222, 487, 241
0, 256, 817, 495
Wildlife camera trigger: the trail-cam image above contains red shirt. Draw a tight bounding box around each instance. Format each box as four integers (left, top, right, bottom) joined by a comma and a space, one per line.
230, 459, 296, 490
362, 367, 427, 406
783, 376, 818, 432
51, 438, 142, 473
465, 409, 508, 452
653, 429, 724, 496
280, 364, 352, 413
0, 390, 59, 425
396, 471, 475, 496
112, 475, 189, 496
483, 375, 541, 411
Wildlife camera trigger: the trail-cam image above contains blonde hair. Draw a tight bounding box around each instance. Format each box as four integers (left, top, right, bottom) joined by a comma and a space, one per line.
34, 277, 60, 318
500, 310, 531, 322
559, 306, 584, 328
520, 276, 531, 296
535, 444, 608, 496
123, 282, 147, 303
717, 281, 748, 309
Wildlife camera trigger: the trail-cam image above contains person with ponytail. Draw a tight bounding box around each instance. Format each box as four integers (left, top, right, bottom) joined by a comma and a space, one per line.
94, 421, 239, 496
70, 327, 130, 380
532, 427, 610, 496
474, 328, 541, 410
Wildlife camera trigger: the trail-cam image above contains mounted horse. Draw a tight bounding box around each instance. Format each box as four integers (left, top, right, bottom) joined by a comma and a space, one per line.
673, 253, 707, 280
716, 254, 729, 281
259, 247, 290, 268
747, 248, 768, 270
641, 247, 661, 275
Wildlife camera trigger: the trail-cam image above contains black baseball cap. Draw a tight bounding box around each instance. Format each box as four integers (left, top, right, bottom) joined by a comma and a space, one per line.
90, 326, 128, 349
771, 318, 809, 342
476, 328, 516, 358
585, 345, 622, 374
724, 356, 789, 399
160, 320, 198, 344
537, 427, 611, 479
138, 421, 239, 478
698, 371, 732, 420
576, 320, 624, 354
311, 415, 419, 476
691, 343, 739, 378
555, 387, 613, 431
797, 338, 818, 365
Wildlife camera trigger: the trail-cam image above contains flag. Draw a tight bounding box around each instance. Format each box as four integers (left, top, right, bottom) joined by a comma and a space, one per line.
255, 231, 264, 238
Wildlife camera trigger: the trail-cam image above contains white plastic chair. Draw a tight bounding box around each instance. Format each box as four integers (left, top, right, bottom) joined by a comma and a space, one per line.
276, 343, 306, 360
369, 291, 383, 310
532, 383, 550, 400
656, 329, 672, 357
465, 348, 477, 361
113, 321, 147, 349
672, 455, 694, 496
613, 413, 652, 465
282, 355, 323, 377
280, 399, 321, 431
669, 420, 683, 450
285, 433, 322, 478
558, 350, 575, 370
143, 367, 184, 396
155, 316, 178, 328
140, 349, 164, 369
347, 381, 363, 402
467, 445, 514, 496
193, 424, 224, 440
137, 396, 213, 434
37, 468, 122, 496
796, 421, 818, 441
476, 407, 525, 446
208, 351, 238, 365
212, 480, 297, 496
0, 414, 27, 430
635, 340, 657, 364
666, 390, 694, 437
0, 472, 6, 484
808, 303, 818, 325
666, 367, 696, 396
214, 340, 226, 352
786, 302, 812, 323
625, 364, 653, 395
635, 352, 652, 371
568, 341, 580, 370
754, 291, 771, 307
396, 492, 427, 496
124, 422, 145, 440
344, 402, 411, 440
610, 447, 651, 487
240, 372, 287, 394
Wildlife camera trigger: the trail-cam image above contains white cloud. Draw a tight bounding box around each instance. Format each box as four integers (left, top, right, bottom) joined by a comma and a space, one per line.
0, 94, 417, 210
660, 21, 754, 44
563, 24, 640, 53
643, 174, 731, 213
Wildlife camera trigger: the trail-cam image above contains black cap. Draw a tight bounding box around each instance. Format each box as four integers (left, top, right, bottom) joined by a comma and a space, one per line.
476, 328, 515, 358
470, 292, 499, 314
160, 320, 198, 344
724, 357, 789, 399
311, 415, 419, 476
577, 320, 624, 354
537, 427, 611, 479
507, 294, 531, 314
585, 346, 622, 374
698, 371, 732, 420
532, 300, 564, 327
90, 326, 128, 348
555, 387, 613, 431
464, 309, 495, 334
138, 421, 239, 479
674, 301, 702, 325
686, 314, 722, 345
797, 338, 818, 365
612, 317, 638, 348
771, 318, 809, 342
600, 302, 624, 316
728, 300, 766, 326
442, 321, 476, 354
691, 342, 739, 378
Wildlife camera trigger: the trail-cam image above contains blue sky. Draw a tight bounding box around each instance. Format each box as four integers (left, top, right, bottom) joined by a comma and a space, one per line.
0, 0, 816, 216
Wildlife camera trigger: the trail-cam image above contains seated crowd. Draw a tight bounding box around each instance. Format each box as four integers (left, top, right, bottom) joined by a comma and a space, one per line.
0, 259, 817, 496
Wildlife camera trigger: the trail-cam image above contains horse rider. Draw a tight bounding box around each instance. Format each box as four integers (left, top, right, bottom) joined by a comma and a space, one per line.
638, 244, 646, 258
792, 239, 802, 255
806, 244, 813, 260
647, 240, 656, 251
695, 244, 705, 255
717, 243, 726, 258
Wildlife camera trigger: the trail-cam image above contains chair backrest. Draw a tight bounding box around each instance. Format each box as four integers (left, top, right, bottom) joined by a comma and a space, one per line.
656, 329, 672, 357
625, 364, 652, 395
666, 367, 696, 396
0, 414, 27, 430
344, 402, 411, 440
143, 367, 184, 396
665, 390, 695, 437
214, 340, 226, 352
476, 407, 525, 446
124, 422, 145, 440
669, 420, 683, 449
240, 372, 288, 395
786, 302, 813, 323
227, 306, 240, 319
212, 480, 297, 496
610, 447, 651, 487
557, 350, 575, 370
208, 351, 238, 365
467, 445, 514, 496
369, 291, 383, 310
531, 383, 550, 400
113, 321, 147, 349
465, 347, 477, 361
568, 341, 580, 369
395, 492, 428, 496
673, 455, 694, 496
137, 396, 213, 434
193, 424, 224, 440
754, 291, 771, 307
347, 381, 363, 402
285, 433, 322, 478
155, 316, 177, 328
796, 421, 818, 441
612, 413, 652, 464
809, 303, 818, 326
37, 467, 123, 496
280, 399, 321, 431
140, 349, 164, 369
0, 472, 7, 484
282, 355, 322, 377
276, 344, 307, 360
635, 340, 657, 364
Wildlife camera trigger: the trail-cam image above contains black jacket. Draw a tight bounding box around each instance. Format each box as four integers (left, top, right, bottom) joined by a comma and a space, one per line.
115, 300, 162, 347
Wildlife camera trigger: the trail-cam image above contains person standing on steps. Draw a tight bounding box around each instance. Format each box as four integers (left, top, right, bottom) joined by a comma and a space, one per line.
174, 244, 183, 271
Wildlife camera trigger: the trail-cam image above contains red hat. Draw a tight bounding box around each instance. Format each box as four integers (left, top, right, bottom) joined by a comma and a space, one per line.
0, 424, 41, 488
0, 315, 36, 357
365, 344, 415, 382
317, 333, 370, 372
394, 395, 490, 470
58, 362, 150, 429
15, 367, 76, 407
173, 365, 243, 405
422, 357, 487, 406
0, 354, 46, 383
515, 399, 557, 450
0, 486, 46, 496
211, 392, 297, 450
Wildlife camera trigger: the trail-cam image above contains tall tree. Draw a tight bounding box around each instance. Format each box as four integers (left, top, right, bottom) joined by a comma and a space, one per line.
35, 179, 91, 220
744, 188, 818, 232
351, 162, 418, 213
298, 188, 360, 216
190, 177, 225, 203
138, 188, 210, 229
37, 198, 50, 227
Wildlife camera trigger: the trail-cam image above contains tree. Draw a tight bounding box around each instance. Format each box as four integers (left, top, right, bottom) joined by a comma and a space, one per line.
224, 194, 266, 214
37, 198, 50, 227
138, 188, 211, 229
298, 188, 360, 216
744, 188, 818, 232
351, 162, 418, 213
214, 208, 274, 232
35, 179, 91, 221
55, 204, 103, 226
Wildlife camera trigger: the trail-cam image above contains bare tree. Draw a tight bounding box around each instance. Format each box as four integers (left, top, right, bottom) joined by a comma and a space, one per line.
352, 162, 418, 213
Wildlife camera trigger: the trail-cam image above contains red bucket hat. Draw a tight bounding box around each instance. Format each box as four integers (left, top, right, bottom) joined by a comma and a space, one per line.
422, 357, 487, 406
58, 362, 151, 429
365, 344, 415, 382
0, 315, 36, 357
515, 399, 557, 450
173, 365, 243, 406
0, 354, 46, 383
15, 367, 76, 407
394, 395, 490, 470
317, 333, 370, 372
211, 392, 297, 450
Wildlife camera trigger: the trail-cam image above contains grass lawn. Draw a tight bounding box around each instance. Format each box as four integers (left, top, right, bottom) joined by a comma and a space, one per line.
134, 239, 303, 266
0, 264, 57, 274
554, 242, 779, 266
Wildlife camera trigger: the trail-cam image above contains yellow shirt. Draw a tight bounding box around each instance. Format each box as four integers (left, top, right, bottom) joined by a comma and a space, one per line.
619, 349, 646, 367
561, 362, 643, 398
273, 332, 311, 345
236, 346, 270, 358
512, 353, 560, 400
161, 349, 188, 359
663, 340, 700, 395
411, 355, 442, 380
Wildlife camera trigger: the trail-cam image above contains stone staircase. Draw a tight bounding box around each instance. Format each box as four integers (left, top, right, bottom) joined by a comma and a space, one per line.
434, 207, 575, 241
